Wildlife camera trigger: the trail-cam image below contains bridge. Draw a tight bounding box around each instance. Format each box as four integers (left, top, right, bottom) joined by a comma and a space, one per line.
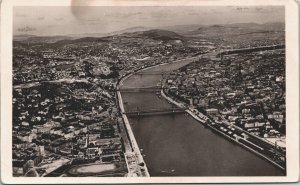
123, 107, 187, 117
117, 86, 165, 93
135, 71, 171, 75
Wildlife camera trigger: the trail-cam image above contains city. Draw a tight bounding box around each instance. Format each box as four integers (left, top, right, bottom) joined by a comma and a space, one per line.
12, 6, 286, 177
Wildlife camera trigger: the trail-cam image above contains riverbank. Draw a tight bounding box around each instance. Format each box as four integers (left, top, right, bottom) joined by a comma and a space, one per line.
116, 89, 150, 177
161, 88, 286, 172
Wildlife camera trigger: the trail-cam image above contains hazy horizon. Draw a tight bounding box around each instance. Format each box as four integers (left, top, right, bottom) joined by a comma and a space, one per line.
14, 6, 285, 36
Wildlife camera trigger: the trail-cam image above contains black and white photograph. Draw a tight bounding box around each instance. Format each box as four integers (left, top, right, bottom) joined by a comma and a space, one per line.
1, 0, 299, 184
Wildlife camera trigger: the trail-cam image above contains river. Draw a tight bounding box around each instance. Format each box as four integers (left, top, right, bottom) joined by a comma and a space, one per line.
119, 59, 284, 176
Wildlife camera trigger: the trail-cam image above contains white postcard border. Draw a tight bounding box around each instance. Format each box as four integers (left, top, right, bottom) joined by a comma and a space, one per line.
1, 0, 299, 184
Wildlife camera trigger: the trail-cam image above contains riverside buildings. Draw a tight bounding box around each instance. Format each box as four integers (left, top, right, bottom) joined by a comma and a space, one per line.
165, 49, 286, 144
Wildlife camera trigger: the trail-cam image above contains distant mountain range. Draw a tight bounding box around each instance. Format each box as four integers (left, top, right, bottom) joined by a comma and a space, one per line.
60, 26, 151, 39
13, 26, 151, 44
14, 35, 74, 43
13, 22, 284, 44
14, 29, 186, 45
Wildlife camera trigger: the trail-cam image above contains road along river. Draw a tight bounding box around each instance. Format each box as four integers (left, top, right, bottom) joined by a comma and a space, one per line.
119, 57, 284, 176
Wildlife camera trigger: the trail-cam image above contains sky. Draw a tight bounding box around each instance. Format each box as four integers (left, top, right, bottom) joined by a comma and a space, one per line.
13, 6, 285, 36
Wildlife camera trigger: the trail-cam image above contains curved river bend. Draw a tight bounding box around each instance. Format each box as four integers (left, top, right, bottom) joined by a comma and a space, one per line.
120, 59, 284, 176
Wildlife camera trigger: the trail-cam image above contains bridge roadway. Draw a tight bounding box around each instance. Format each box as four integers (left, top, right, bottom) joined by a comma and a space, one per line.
135, 71, 172, 75
123, 107, 187, 116
117, 86, 165, 92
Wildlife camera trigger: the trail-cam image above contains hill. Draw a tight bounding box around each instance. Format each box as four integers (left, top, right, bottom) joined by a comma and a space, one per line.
129, 29, 185, 41
160, 24, 202, 35
14, 35, 75, 44
185, 22, 284, 37
109, 26, 150, 35
13, 34, 36, 41
50, 29, 186, 46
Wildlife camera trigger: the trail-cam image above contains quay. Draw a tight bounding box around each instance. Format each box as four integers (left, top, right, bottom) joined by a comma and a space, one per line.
161, 86, 286, 172
117, 74, 150, 177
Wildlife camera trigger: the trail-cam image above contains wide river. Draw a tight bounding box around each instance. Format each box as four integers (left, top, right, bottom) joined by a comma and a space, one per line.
120, 58, 284, 176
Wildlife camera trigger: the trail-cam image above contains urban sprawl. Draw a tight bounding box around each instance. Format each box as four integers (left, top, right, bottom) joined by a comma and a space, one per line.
12, 24, 286, 177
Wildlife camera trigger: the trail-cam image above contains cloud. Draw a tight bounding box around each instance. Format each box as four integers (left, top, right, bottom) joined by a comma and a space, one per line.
17, 26, 36, 32
236, 7, 250, 11
233, 6, 282, 14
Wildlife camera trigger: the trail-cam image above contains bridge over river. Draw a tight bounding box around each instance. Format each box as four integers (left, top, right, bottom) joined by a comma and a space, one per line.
134, 71, 172, 76
123, 106, 186, 117
117, 86, 164, 93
